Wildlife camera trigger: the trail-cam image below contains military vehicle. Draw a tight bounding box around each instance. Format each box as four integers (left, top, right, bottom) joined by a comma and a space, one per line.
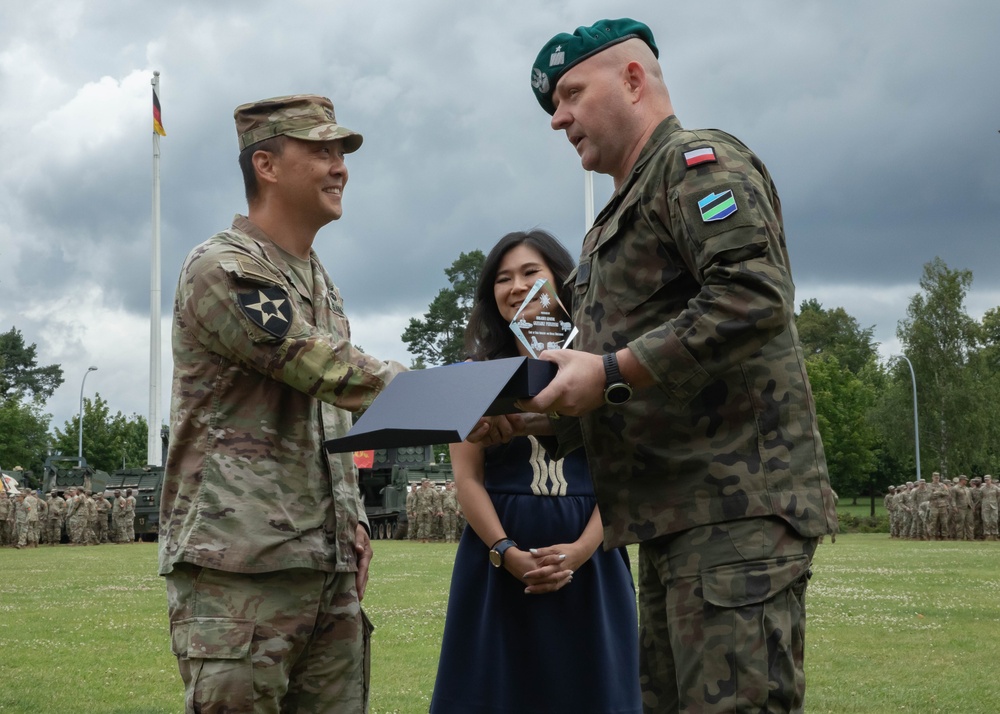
42, 456, 110, 496
103, 466, 165, 541
355, 446, 453, 540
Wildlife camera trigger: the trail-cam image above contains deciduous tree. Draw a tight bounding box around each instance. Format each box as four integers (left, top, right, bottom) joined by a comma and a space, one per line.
402, 250, 485, 367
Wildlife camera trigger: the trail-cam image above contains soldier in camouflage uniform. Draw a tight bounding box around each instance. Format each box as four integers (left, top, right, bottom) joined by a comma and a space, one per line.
94, 493, 111, 544
885, 486, 898, 538
514, 19, 838, 713
926, 472, 950, 541
15, 491, 38, 548
953, 475, 973, 541
24, 490, 42, 547
82, 491, 97, 545
981, 475, 999, 540
414, 478, 441, 542
914, 480, 931, 540
112, 489, 126, 543
47, 491, 66, 545
123, 489, 136, 543
970, 477, 984, 539
159, 94, 404, 714
440, 481, 460, 543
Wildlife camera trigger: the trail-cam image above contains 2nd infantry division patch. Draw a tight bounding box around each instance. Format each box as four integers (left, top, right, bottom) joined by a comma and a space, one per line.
238, 285, 293, 338
697, 189, 738, 222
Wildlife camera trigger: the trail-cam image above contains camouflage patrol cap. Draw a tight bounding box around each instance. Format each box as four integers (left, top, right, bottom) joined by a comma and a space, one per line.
531, 18, 658, 115
234, 94, 363, 153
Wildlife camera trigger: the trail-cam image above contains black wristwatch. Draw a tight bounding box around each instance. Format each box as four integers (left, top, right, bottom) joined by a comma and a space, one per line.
489, 538, 518, 568
603, 352, 633, 406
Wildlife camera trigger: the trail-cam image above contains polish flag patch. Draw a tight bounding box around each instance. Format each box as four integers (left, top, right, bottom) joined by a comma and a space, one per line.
684, 147, 717, 167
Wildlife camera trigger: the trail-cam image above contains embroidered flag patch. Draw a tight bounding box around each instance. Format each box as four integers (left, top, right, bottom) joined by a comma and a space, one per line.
238, 285, 292, 338
684, 147, 716, 167
697, 190, 738, 222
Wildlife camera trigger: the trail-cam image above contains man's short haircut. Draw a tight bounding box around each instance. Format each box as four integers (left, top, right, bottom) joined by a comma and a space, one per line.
238, 135, 287, 206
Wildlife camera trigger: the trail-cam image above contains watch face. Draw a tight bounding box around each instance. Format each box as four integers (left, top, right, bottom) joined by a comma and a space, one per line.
605, 383, 633, 405
489, 549, 503, 567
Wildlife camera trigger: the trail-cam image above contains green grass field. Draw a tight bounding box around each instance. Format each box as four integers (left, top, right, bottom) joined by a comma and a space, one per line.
2, 535, 997, 713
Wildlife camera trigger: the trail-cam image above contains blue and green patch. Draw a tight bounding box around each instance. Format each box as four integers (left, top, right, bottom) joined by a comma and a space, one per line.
697, 189, 738, 222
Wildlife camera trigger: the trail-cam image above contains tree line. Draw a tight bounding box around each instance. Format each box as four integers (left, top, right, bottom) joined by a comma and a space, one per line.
3, 256, 997, 495
0, 327, 147, 474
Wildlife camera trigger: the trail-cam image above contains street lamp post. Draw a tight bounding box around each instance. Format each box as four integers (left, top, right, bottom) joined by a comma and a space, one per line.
78, 366, 98, 464
898, 354, 921, 482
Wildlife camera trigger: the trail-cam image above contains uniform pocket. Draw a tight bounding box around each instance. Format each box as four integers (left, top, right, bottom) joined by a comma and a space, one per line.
698, 555, 810, 711
171, 617, 254, 659
171, 617, 255, 713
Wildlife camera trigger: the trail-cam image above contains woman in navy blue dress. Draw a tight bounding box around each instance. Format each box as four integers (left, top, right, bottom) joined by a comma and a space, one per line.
430, 230, 641, 714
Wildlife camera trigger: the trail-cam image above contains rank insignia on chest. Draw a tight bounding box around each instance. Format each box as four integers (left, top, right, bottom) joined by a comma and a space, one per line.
697, 189, 738, 222
238, 285, 293, 337
683, 147, 717, 167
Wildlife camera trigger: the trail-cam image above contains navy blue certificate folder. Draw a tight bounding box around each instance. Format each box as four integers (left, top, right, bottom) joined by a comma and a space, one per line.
323, 357, 557, 452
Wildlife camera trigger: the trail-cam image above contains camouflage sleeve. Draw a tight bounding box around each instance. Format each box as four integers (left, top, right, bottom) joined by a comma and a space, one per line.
630, 138, 795, 406
177, 241, 403, 412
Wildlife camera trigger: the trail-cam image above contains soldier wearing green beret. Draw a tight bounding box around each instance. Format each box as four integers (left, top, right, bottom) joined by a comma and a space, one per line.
504, 18, 838, 713
160, 94, 406, 713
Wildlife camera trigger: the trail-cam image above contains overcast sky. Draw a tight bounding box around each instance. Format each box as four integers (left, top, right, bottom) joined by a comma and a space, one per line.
1, 1, 998, 443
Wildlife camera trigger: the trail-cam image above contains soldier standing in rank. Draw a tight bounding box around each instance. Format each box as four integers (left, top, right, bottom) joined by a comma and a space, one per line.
927, 472, 950, 541
123, 489, 136, 543
48, 491, 66, 545
495, 18, 838, 711
68, 488, 87, 544
42, 492, 55, 544
112, 490, 126, 543
884, 486, 896, 538
24, 490, 42, 547
159, 94, 404, 713
441, 481, 460, 543
414, 478, 439, 542
980, 475, 999, 540
970, 477, 984, 539
14, 491, 34, 548
94, 493, 111, 544
953, 475, 973, 541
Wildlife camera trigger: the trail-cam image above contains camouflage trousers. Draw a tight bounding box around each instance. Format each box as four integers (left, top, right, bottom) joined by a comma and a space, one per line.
927, 506, 950, 540
954, 509, 974, 540
442, 513, 458, 542
984, 506, 999, 538
637, 517, 817, 714
415, 510, 435, 540
166, 565, 372, 714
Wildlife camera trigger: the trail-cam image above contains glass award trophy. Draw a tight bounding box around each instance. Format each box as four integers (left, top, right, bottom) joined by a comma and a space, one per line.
509, 278, 577, 358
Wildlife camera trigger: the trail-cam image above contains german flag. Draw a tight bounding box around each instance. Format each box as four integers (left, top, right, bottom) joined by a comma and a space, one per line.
153, 87, 166, 136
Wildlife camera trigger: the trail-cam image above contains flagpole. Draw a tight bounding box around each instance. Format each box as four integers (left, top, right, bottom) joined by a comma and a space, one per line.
148, 71, 163, 466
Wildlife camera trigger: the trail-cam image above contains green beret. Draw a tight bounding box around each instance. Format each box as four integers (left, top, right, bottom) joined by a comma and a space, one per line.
531, 18, 659, 115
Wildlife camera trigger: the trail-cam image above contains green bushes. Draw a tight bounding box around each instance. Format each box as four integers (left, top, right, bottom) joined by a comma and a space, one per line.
837, 510, 889, 533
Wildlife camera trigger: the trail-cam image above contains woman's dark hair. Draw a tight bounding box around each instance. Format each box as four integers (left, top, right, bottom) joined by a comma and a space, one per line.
465, 230, 576, 361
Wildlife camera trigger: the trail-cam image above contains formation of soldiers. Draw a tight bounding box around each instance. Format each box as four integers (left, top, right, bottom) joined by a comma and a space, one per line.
0, 487, 139, 548
886, 472, 1000, 541
405, 479, 465, 543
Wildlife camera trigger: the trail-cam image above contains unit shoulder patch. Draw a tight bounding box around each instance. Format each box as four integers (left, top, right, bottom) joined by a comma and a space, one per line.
238, 285, 292, 338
